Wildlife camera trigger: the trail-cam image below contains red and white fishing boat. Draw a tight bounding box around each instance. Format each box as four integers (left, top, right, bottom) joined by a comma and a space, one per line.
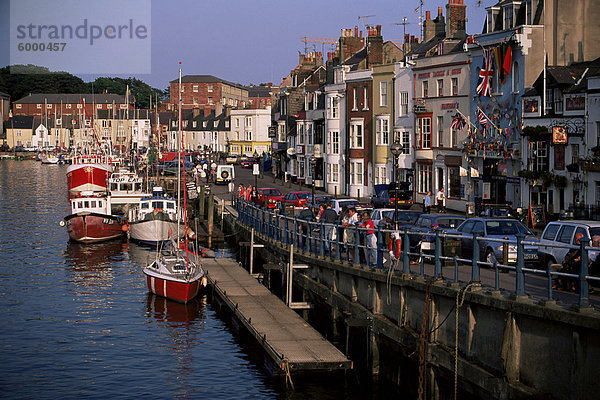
61, 191, 127, 243
143, 67, 206, 304
66, 154, 114, 197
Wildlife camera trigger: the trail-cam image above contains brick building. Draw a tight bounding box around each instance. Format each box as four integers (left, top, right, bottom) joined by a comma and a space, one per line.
12, 93, 127, 118
168, 75, 248, 114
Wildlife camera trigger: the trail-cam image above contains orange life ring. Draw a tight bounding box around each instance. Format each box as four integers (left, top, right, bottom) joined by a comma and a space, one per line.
388, 235, 401, 259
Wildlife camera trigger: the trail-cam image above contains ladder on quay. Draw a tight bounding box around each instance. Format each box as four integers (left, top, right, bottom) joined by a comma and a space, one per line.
201, 258, 352, 374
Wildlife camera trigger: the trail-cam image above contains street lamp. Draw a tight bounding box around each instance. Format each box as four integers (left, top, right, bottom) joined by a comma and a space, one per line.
390, 143, 403, 230
309, 155, 316, 207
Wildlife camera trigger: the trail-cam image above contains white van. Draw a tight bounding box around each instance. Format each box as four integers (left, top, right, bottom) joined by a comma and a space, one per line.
215, 164, 235, 184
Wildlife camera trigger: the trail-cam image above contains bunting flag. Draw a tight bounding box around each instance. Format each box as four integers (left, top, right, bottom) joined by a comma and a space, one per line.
493, 46, 505, 83
502, 43, 513, 76
476, 49, 494, 97
477, 108, 490, 127
450, 113, 466, 131
470, 167, 480, 178
460, 166, 468, 176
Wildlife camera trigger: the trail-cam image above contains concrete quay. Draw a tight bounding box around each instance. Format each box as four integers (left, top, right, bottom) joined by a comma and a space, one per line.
212, 191, 600, 400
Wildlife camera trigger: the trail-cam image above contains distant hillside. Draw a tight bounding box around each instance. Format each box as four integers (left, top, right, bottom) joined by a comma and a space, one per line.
0, 65, 88, 101
0, 65, 166, 109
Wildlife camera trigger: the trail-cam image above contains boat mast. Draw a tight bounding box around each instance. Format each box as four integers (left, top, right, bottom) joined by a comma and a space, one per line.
177, 67, 182, 257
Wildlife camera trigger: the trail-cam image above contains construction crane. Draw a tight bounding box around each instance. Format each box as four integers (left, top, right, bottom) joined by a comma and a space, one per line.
301, 36, 337, 55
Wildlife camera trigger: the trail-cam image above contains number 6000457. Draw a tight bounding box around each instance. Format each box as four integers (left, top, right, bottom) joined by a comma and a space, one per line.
17, 42, 66, 51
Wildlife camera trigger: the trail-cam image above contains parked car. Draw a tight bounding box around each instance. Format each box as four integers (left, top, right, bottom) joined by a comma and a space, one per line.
449, 218, 539, 266
255, 188, 284, 208
280, 191, 312, 207
240, 160, 252, 168
371, 183, 413, 209
370, 208, 422, 229
537, 220, 600, 269
160, 160, 195, 175
408, 214, 466, 254
330, 198, 360, 214
225, 155, 238, 164
214, 164, 235, 184
0, 143, 9, 152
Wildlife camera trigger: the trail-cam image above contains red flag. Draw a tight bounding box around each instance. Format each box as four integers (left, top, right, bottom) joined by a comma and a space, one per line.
503, 44, 513, 76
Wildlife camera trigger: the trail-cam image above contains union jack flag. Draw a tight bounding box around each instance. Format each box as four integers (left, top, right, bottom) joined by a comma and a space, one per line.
477, 108, 490, 127
476, 49, 494, 97
450, 113, 466, 131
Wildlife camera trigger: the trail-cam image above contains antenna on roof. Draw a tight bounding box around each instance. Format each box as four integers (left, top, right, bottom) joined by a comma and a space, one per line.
358, 14, 376, 30
393, 17, 411, 53
415, 0, 424, 43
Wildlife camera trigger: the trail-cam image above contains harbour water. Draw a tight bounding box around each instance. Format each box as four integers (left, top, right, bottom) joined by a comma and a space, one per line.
0, 160, 395, 399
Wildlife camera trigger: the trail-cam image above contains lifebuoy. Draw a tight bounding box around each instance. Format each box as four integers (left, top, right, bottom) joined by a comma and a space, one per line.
221, 170, 229, 179
388, 233, 402, 260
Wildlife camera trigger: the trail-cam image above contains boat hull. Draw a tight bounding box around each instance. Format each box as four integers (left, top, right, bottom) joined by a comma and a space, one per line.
64, 212, 125, 243
66, 163, 113, 195
129, 217, 184, 246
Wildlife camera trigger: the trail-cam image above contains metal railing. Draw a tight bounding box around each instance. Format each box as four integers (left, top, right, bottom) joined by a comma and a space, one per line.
232, 198, 599, 309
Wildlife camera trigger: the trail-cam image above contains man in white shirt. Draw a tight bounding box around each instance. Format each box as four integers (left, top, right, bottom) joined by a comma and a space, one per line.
436, 188, 446, 213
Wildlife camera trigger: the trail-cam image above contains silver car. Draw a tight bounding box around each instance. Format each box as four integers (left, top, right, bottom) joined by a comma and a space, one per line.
451, 218, 539, 266
538, 220, 600, 269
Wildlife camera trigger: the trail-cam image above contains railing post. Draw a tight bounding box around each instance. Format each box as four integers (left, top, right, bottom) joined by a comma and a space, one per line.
472, 232, 481, 283
376, 227, 383, 269
335, 224, 341, 261
320, 221, 325, 257
284, 216, 290, 244
354, 226, 360, 264
579, 237, 590, 308
293, 216, 299, 248
434, 229, 442, 278
515, 233, 525, 297
403, 229, 410, 274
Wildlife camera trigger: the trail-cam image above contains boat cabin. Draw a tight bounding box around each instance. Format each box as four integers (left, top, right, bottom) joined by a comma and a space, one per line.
136, 187, 178, 220
71, 193, 108, 214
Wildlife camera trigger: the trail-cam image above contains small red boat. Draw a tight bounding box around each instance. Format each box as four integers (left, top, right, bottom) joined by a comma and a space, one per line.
143, 241, 206, 304
66, 154, 114, 197
62, 192, 126, 243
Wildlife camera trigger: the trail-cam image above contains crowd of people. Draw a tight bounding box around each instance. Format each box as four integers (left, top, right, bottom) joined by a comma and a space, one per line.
238, 187, 380, 267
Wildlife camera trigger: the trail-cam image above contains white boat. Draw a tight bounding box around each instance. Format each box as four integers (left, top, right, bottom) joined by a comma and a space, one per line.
128, 186, 185, 246
41, 154, 60, 164
108, 169, 149, 217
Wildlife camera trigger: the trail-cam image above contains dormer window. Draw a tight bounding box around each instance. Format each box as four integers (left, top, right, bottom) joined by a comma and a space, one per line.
503, 5, 514, 30
487, 6, 500, 32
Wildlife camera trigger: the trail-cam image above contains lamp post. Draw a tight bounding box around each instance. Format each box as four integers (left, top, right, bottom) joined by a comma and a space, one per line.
310, 155, 316, 207
390, 143, 403, 230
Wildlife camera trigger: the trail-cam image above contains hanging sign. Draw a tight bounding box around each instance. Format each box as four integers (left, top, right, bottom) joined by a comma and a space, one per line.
552, 126, 567, 144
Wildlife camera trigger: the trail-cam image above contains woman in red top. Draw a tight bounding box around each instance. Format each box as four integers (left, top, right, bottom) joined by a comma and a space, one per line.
362, 212, 377, 267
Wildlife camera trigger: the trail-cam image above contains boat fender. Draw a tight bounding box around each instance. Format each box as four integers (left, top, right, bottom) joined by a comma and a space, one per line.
59, 220, 66, 227
388, 232, 401, 260
121, 224, 129, 232
201, 276, 208, 288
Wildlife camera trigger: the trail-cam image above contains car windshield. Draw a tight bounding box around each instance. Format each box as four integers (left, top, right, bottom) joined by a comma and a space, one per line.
485, 220, 532, 236
389, 189, 411, 200
339, 200, 359, 207
382, 211, 420, 223
297, 193, 312, 199
263, 189, 281, 196
436, 218, 464, 228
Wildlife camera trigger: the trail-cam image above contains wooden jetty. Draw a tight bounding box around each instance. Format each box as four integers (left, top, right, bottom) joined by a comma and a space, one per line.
201, 258, 352, 374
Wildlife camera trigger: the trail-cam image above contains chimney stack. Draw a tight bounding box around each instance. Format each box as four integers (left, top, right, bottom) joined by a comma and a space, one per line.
446, 0, 467, 39
366, 24, 383, 67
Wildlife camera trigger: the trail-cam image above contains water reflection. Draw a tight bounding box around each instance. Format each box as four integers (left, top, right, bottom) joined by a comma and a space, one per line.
145, 293, 206, 400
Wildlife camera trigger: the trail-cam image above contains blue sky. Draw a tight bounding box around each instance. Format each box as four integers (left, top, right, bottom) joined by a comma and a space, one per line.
0, 0, 490, 91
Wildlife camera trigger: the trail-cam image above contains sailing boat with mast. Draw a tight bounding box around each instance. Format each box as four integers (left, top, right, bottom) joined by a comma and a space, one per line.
142, 67, 206, 303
